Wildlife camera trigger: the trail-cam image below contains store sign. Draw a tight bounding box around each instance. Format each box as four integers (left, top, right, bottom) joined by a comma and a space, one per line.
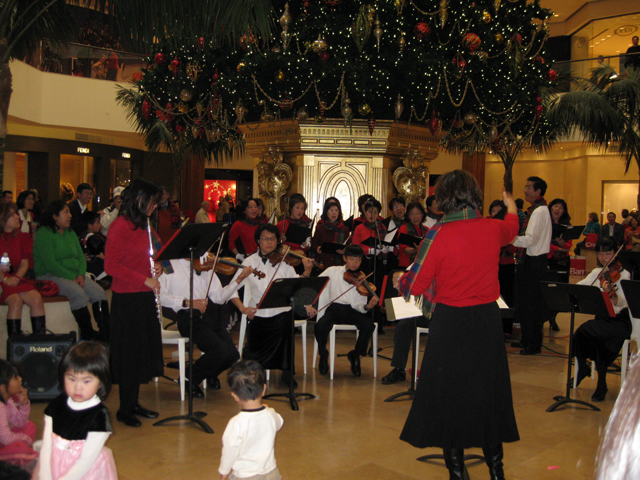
77, 147, 90, 154
122, 152, 131, 158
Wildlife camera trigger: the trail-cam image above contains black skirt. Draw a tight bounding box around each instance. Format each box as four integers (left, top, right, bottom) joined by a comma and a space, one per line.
110, 291, 164, 384
400, 302, 519, 450
574, 309, 631, 367
243, 311, 293, 373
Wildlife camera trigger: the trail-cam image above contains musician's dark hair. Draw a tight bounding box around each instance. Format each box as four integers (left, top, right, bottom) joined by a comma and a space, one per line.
254, 198, 265, 213
119, 178, 162, 229
321, 197, 343, 223
357, 194, 374, 214
489, 200, 507, 220
227, 360, 265, 401
434, 170, 483, 214
16, 190, 34, 210
596, 237, 617, 253
388, 196, 405, 211
288, 195, 307, 215
515, 198, 524, 210
1, 191, 12, 198
76, 183, 93, 194
0, 203, 18, 235
344, 244, 364, 258
0, 360, 20, 405
404, 201, 426, 223
84, 211, 101, 226
425, 195, 436, 209
548, 198, 571, 225
363, 198, 382, 213
527, 176, 547, 196
40, 200, 70, 232
254, 223, 280, 243
59, 341, 111, 401
238, 198, 258, 220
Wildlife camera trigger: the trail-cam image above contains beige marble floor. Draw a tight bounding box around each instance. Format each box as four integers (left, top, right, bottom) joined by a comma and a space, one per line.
28, 312, 621, 480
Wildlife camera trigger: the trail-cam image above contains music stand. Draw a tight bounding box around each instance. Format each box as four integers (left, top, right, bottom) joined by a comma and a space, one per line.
540, 281, 609, 412
258, 276, 328, 411
621, 280, 640, 318
619, 251, 640, 280
153, 223, 228, 434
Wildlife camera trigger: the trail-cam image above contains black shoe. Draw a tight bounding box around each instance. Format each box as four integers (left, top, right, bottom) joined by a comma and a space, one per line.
117, 411, 142, 427
381, 368, 406, 385
281, 370, 298, 389
347, 350, 361, 377
510, 341, 524, 348
520, 346, 542, 355
207, 377, 221, 390
184, 379, 205, 398
132, 404, 159, 418
549, 317, 560, 332
591, 385, 608, 402
318, 353, 329, 375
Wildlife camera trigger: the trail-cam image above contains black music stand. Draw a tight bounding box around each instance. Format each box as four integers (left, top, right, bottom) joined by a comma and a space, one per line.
619, 251, 640, 280
153, 223, 227, 434
621, 280, 640, 318
258, 276, 328, 411
540, 281, 609, 412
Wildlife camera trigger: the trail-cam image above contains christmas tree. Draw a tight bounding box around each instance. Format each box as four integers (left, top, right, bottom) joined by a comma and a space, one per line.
118, 0, 556, 183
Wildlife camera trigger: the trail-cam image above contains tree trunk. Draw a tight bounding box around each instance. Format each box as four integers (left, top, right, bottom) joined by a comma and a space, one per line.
0, 59, 13, 190
503, 165, 513, 194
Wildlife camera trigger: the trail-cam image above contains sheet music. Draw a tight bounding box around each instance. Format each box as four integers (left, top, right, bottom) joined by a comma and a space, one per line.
497, 296, 509, 309
384, 228, 398, 244
387, 296, 423, 321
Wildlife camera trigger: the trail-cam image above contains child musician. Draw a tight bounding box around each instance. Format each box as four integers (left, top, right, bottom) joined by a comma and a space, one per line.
312, 245, 378, 377
219, 360, 283, 480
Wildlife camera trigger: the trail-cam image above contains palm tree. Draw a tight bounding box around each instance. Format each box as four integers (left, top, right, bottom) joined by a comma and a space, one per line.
547, 64, 640, 209
0, 0, 77, 186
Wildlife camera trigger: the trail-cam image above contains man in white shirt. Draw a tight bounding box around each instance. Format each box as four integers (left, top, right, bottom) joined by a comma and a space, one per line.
512, 176, 552, 355
311, 244, 378, 377
195, 201, 212, 224
100, 186, 124, 235
68, 183, 94, 237
159, 258, 253, 397
599, 212, 624, 246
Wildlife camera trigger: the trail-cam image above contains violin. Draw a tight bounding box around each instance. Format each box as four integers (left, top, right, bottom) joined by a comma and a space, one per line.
600, 260, 622, 297
343, 270, 377, 297
268, 245, 324, 270
194, 253, 265, 279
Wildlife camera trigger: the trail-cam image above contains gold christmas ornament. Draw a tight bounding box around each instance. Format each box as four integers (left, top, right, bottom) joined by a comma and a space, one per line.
351, 5, 373, 52
397, 31, 406, 52
373, 16, 383, 52
476, 51, 489, 62
392, 151, 430, 203
482, 11, 491, 23
464, 112, 477, 124
186, 62, 200, 82
440, 0, 449, 28
312, 35, 329, 53
275, 70, 286, 82
280, 3, 292, 28
237, 62, 246, 73
235, 101, 247, 124
394, 94, 404, 119
178, 103, 189, 113
494, 33, 504, 45
358, 103, 371, 116
296, 106, 308, 120
394, 0, 406, 14
179, 89, 193, 102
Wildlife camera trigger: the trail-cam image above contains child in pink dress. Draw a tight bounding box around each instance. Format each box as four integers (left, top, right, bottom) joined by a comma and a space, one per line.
35, 341, 117, 480
0, 360, 37, 470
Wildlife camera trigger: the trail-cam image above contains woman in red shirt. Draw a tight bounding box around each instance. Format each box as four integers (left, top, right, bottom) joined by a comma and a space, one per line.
277, 195, 311, 252
399, 170, 519, 480
624, 217, 640, 251
310, 197, 350, 270
105, 178, 163, 428
229, 198, 260, 261
397, 201, 428, 268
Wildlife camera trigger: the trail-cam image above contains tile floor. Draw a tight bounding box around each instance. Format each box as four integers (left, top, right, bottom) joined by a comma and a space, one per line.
28, 311, 621, 480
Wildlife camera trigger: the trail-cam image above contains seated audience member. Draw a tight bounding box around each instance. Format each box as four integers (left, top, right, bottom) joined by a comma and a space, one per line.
381, 270, 430, 384
599, 212, 624, 246
423, 195, 442, 229
573, 238, 631, 402
195, 201, 211, 224
574, 212, 601, 255
15, 190, 36, 237
159, 258, 253, 397
311, 245, 378, 377
81, 212, 111, 289
100, 186, 124, 236
34, 201, 108, 341
2, 191, 13, 203
0, 203, 47, 336
229, 198, 260, 262
397, 202, 428, 268
310, 197, 349, 270
68, 183, 94, 238
621, 208, 632, 226
624, 217, 640, 251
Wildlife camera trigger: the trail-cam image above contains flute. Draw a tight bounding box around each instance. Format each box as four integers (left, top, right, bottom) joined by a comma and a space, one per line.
147, 223, 163, 324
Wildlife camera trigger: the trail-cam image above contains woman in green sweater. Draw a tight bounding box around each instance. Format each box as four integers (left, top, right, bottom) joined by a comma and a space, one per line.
33, 200, 108, 341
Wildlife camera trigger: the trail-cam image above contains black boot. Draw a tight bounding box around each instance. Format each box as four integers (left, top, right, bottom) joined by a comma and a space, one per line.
6, 319, 21, 337
30, 316, 46, 335
592, 364, 608, 402
91, 301, 110, 343
483, 443, 505, 480
71, 307, 98, 341
443, 448, 466, 480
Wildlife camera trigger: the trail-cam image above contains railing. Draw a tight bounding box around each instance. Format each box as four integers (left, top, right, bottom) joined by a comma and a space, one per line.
552, 52, 640, 91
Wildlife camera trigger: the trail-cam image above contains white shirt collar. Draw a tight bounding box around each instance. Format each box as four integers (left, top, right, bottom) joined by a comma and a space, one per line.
67, 394, 101, 411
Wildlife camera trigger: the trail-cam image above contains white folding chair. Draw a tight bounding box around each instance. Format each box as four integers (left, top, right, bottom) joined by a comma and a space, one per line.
237, 282, 308, 374
313, 323, 378, 380
621, 316, 640, 384
413, 327, 430, 384
159, 326, 206, 401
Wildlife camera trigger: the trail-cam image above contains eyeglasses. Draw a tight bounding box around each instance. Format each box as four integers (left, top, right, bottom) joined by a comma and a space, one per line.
259, 237, 277, 242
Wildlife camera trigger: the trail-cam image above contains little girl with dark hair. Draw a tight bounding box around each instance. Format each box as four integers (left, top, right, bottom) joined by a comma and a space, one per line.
35, 341, 117, 480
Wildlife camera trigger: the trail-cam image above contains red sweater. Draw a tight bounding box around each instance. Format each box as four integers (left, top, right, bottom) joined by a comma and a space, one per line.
105, 216, 155, 293
397, 222, 429, 267
229, 221, 258, 255
410, 214, 519, 307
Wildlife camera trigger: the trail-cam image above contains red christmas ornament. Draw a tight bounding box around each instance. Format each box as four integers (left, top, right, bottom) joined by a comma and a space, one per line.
463, 33, 481, 53
319, 51, 330, 61
166, 102, 174, 111
414, 21, 431, 39
176, 124, 185, 133
428, 112, 440, 136
156, 110, 165, 121
239, 34, 255, 51
535, 104, 543, 118
535, 55, 545, 64
513, 34, 523, 44
452, 54, 467, 73
197, 37, 204, 49
154, 53, 166, 65
547, 69, 557, 82
142, 100, 150, 119
279, 94, 294, 111
212, 69, 220, 87
367, 116, 376, 136
536, 95, 542, 104
169, 57, 180, 74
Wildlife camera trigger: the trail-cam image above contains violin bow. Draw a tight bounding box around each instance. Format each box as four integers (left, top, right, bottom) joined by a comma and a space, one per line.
305, 271, 374, 320
263, 245, 291, 296
589, 242, 625, 287
204, 230, 226, 299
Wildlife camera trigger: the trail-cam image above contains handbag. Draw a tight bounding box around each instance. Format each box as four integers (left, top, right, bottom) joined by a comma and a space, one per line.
34, 280, 60, 297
